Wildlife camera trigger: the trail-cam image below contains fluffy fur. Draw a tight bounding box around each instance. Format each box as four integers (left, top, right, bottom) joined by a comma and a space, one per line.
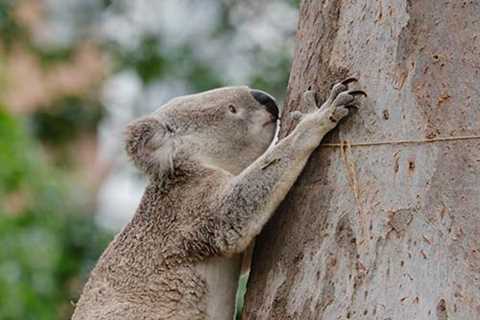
72, 83, 363, 320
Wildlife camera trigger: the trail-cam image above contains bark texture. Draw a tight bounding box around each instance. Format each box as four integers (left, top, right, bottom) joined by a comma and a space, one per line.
243, 0, 480, 319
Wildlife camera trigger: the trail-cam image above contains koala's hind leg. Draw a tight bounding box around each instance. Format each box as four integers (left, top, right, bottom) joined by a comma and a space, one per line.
210, 79, 366, 255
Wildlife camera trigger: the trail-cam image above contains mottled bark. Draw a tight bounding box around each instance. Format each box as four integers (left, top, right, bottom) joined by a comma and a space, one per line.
243, 1, 480, 319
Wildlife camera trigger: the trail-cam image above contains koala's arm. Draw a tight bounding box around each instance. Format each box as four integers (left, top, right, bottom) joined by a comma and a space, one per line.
211, 80, 366, 255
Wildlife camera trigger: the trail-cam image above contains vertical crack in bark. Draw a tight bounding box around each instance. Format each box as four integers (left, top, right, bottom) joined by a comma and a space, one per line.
340, 141, 369, 244
316, 255, 336, 314
281, 0, 347, 139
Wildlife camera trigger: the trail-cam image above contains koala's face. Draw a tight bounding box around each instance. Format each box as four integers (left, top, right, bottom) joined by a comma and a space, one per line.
126, 86, 279, 176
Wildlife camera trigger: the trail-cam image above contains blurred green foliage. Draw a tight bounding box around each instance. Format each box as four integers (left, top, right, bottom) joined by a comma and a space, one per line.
31, 96, 104, 146
0, 109, 112, 320
105, 1, 294, 96
110, 35, 225, 91
0, 0, 26, 47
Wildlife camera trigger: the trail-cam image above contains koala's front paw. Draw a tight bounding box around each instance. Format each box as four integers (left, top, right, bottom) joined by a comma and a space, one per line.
319, 77, 367, 124
289, 78, 366, 137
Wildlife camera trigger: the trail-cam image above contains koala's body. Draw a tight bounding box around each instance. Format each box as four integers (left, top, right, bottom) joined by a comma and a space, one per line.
72, 81, 364, 320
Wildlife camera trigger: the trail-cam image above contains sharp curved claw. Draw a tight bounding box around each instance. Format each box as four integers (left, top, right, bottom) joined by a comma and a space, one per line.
341, 77, 358, 85
348, 90, 368, 97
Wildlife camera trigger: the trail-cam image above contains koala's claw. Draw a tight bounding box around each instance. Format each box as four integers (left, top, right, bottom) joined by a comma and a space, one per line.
333, 89, 367, 107
348, 90, 367, 97
322, 82, 367, 125
345, 103, 360, 109
329, 82, 348, 101
334, 91, 356, 106
341, 77, 358, 85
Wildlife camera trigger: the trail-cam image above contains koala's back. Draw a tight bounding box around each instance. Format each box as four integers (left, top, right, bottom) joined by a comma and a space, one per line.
72, 168, 230, 320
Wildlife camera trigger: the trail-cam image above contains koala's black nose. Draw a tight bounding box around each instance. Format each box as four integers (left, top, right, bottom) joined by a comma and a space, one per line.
251, 90, 279, 120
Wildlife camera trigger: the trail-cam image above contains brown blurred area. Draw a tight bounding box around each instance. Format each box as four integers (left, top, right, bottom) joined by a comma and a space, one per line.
1, 0, 111, 196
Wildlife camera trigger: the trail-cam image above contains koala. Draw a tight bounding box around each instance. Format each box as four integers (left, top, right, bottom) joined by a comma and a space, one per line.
71, 79, 365, 320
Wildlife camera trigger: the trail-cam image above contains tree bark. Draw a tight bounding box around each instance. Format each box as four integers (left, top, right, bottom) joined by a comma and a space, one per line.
243, 0, 480, 319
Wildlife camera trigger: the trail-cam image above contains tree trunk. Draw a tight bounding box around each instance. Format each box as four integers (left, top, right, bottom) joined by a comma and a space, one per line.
242, 0, 480, 319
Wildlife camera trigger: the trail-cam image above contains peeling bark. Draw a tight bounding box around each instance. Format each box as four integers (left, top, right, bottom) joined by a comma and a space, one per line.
243, 0, 480, 319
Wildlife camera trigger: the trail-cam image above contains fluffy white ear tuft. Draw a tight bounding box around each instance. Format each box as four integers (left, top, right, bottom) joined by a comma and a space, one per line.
124, 117, 176, 178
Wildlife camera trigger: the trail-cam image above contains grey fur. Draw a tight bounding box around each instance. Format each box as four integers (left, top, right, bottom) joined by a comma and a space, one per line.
72, 83, 362, 320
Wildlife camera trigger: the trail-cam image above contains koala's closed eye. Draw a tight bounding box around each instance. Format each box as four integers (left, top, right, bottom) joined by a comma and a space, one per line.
228, 104, 237, 114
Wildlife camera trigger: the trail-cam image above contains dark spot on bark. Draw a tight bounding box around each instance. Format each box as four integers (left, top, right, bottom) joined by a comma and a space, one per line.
383, 109, 390, 120
317, 256, 337, 313
293, 252, 304, 264
408, 160, 416, 171
400, 260, 405, 267
394, 157, 400, 173
165, 123, 174, 133
436, 299, 448, 320
335, 215, 356, 259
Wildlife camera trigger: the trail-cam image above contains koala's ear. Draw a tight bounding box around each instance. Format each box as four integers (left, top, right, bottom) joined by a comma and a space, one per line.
124, 117, 175, 177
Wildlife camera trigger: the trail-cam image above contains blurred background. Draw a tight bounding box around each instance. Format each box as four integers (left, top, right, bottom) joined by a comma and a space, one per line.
0, 0, 297, 318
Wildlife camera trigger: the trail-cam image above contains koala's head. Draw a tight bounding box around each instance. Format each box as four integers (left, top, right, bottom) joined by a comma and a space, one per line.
125, 86, 279, 178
